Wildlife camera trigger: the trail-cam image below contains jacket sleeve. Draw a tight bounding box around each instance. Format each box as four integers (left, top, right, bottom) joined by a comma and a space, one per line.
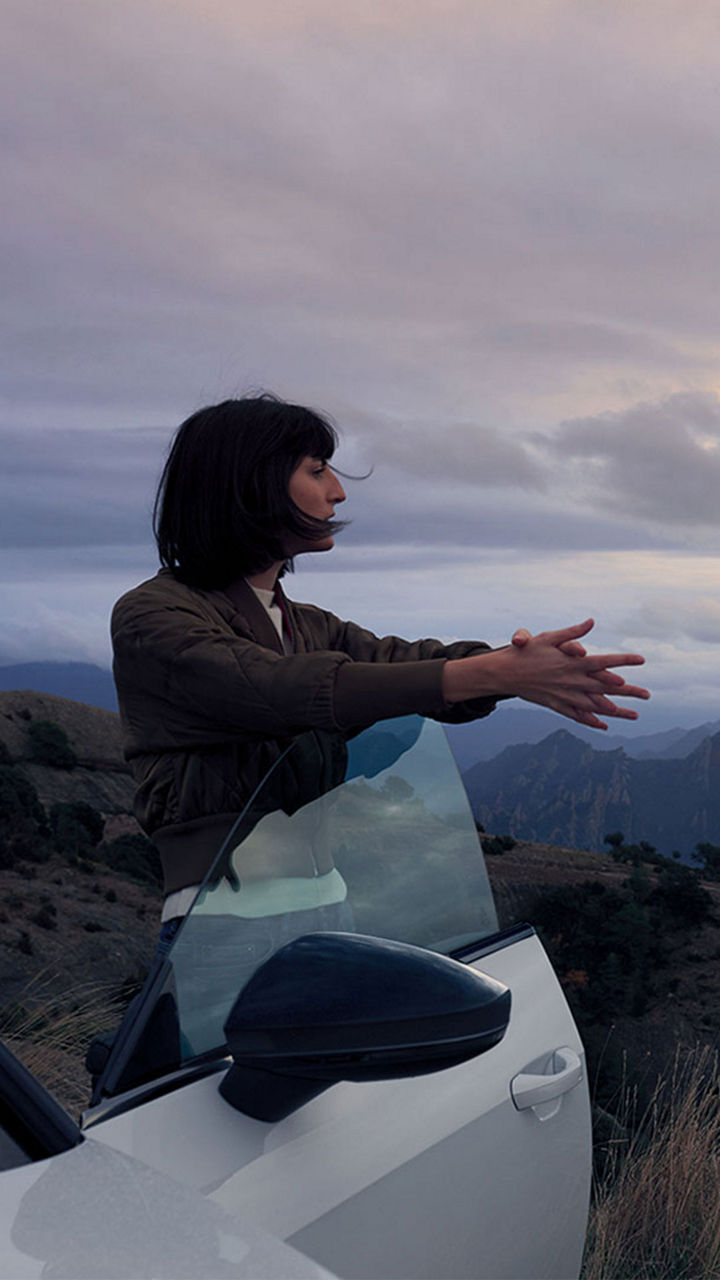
293, 604, 501, 729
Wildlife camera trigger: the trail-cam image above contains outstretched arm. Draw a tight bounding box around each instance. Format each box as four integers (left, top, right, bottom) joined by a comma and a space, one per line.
441, 618, 649, 731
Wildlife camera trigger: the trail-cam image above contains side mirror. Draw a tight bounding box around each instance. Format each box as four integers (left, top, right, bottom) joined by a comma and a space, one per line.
220, 932, 511, 1122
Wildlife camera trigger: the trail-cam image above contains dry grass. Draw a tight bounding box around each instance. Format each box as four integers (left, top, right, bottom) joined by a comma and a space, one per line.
1, 973, 126, 1115
583, 1045, 720, 1280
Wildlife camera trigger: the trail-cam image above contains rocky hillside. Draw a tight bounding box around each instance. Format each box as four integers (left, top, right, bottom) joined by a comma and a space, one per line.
464, 728, 720, 857
0, 689, 134, 817
0, 690, 158, 1112
0, 852, 161, 1114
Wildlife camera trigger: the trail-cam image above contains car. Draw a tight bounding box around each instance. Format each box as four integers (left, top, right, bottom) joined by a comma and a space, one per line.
0, 715, 591, 1279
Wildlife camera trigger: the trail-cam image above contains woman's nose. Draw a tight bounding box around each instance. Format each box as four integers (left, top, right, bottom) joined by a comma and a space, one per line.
329, 470, 346, 503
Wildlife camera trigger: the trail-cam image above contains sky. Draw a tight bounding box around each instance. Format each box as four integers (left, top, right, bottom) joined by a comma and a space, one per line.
3, 0, 720, 731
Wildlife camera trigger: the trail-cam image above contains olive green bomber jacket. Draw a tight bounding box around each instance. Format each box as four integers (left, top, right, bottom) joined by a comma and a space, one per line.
111, 570, 499, 893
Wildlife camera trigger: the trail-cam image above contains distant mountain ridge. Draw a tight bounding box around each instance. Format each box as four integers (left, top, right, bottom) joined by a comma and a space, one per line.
463, 728, 720, 858
445, 709, 720, 768
0, 663, 117, 711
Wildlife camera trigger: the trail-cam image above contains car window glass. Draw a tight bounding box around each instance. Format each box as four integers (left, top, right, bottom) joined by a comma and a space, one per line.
98, 717, 501, 1095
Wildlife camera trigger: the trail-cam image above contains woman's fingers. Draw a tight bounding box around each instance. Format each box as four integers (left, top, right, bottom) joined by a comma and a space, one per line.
537, 684, 645, 729
585, 652, 646, 671
513, 628, 588, 656
499, 621, 650, 727
511, 628, 532, 648
537, 618, 596, 647
593, 678, 650, 700
586, 695, 640, 720
558, 640, 588, 657
556, 703, 610, 730
590, 670, 650, 699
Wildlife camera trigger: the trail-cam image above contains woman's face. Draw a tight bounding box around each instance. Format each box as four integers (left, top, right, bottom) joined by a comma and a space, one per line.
286, 456, 346, 554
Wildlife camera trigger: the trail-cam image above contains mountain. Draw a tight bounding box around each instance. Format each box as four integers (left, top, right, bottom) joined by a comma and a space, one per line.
640, 720, 720, 759
0, 663, 117, 712
463, 728, 720, 858
445, 708, 720, 770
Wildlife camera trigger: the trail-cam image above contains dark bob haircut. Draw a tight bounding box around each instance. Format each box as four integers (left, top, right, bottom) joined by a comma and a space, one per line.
153, 394, 347, 589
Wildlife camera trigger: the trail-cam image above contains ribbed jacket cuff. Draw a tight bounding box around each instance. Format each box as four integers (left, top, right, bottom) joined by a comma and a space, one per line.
333, 659, 450, 729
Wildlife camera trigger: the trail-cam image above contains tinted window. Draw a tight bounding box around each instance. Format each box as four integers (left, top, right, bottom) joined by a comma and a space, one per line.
98, 717, 500, 1092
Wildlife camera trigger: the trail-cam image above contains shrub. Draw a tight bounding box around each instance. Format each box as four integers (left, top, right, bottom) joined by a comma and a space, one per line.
528, 880, 664, 1026
30, 905, 57, 931
0, 760, 52, 865
50, 802, 104, 860
604, 831, 670, 869
96, 833, 163, 889
26, 721, 76, 770
0, 764, 47, 828
651, 862, 712, 926
693, 841, 720, 880
483, 834, 517, 856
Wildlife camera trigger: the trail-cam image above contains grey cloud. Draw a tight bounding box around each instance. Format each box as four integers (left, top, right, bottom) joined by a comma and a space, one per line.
348, 416, 543, 488
542, 391, 720, 526
621, 596, 720, 645
4, 0, 720, 427
337, 470, 673, 558
486, 321, 693, 366
0, 426, 166, 548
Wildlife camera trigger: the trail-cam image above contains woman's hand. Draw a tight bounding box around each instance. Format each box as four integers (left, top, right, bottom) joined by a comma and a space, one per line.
511, 626, 588, 658
442, 618, 649, 730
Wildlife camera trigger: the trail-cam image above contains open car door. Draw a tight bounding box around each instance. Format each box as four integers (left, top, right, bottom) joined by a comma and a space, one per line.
85, 716, 591, 1280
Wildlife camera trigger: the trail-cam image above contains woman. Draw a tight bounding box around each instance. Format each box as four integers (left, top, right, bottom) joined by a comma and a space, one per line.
112, 394, 649, 940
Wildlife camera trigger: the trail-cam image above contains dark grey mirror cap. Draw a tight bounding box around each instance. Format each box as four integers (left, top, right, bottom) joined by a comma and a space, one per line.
220, 932, 511, 1121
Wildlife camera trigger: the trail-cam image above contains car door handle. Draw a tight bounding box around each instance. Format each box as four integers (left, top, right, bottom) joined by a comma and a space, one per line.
510, 1047, 583, 1110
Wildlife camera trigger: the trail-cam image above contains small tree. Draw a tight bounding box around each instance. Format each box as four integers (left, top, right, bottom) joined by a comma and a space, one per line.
692, 842, 720, 880
96, 834, 163, 889
483, 834, 517, 856
0, 764, 50, 867
26, 721, 76, 770
604, 831, 625, 850
652, 862, 712, 926
50, 802, 104, 860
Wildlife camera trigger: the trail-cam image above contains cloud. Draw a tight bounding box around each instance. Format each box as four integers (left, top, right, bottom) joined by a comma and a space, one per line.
537, 391, 720, 527
345, 412, 543, 488
4, 0, 720, 428
0, 545, 158, 667
621, 595, 720, 645
0, 426, 165, 548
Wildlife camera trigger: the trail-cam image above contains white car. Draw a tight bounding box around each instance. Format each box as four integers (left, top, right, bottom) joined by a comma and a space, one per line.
0, 716, 591, 1279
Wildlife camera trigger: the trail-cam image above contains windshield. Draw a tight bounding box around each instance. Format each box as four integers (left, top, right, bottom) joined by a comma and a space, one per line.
96, 716, 499, 1097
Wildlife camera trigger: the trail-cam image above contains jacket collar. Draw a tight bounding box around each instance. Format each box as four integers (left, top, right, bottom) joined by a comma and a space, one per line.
219, 578, 284, 654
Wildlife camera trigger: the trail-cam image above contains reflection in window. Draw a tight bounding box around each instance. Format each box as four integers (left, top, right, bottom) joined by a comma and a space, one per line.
170, 718, 497, 1061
